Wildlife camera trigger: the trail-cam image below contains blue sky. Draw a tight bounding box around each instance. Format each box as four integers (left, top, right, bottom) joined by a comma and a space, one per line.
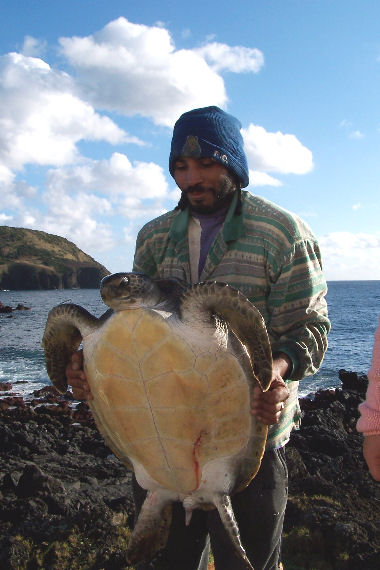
1, 0, 379, 280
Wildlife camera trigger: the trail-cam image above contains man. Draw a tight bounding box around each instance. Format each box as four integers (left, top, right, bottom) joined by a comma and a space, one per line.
68, 106, 330, 569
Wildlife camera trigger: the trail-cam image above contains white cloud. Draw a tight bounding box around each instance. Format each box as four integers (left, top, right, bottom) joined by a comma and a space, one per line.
44, 186, 112, 217
0, 52, 136, 175
0, 178, 37, 210
195, 43, 264, 73
242, 124, 314, 175
21, 35, 47, 57
339, 119, 352, 128
349, 130, 365, 139
169, 186, 182, 202
249, 170, 283, 187
29, 188, 115, 253
123, 224, 138, 245
21, 153, 171, 252
6, 190, 116, 257
352, 203, 362, 211
339, 119, 365, 139
0, 213, 13, 223
59, 17, 228, 126
0, 164, 14, 185
119, 199, 167, 220
319, 232, 380, 280
45, 153, 169, 200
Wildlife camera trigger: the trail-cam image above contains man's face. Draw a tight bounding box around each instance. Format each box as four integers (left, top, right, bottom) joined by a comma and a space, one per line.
173, 157, 235, 214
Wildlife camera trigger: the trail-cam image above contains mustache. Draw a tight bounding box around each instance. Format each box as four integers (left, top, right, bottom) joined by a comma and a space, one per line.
183, 184, 216, 194
184, 176, 236, 196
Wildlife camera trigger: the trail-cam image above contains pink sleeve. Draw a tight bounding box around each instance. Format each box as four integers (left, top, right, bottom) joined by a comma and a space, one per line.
357, 316, 380, 436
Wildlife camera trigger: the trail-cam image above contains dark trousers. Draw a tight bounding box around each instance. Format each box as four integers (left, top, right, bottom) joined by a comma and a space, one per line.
133, 447, 288, 570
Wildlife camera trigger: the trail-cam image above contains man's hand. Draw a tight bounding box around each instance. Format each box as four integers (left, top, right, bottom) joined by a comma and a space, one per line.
66, 350, 93, 400
363, 434, 380, 481
251, 354, 291, 425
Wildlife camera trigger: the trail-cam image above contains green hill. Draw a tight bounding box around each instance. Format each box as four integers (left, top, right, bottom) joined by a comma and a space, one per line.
0, 226, 110, 290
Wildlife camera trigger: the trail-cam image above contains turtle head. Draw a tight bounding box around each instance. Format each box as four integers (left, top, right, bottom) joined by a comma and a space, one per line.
100, 272, 162, 311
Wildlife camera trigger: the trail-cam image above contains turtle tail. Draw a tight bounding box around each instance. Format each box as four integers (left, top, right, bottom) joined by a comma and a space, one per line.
213, 493, 255, 570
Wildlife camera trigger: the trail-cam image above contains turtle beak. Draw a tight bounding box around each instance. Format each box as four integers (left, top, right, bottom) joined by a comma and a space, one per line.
101, 273, 130, 288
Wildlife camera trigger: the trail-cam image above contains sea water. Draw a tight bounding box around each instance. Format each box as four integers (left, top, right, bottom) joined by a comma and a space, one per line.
0, 288, 105, 397
0, 281, 379, 399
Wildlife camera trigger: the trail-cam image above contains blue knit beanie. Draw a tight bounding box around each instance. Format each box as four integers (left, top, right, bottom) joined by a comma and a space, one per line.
169, 106, 249, 188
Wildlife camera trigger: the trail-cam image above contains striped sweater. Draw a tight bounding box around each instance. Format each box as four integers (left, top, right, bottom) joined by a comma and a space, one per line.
133, 190, 330, 448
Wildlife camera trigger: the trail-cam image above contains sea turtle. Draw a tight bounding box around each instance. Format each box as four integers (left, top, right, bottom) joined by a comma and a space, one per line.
42, 272, 273, 569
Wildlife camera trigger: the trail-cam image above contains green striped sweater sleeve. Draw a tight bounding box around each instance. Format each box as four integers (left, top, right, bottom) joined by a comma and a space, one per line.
266, 236, 330, 381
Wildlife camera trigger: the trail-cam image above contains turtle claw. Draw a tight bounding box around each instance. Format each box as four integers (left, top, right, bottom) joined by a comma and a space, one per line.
185, 507, 193, 526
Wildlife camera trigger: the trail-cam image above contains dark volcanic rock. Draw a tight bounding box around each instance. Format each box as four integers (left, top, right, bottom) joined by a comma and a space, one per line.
284, 370, 379, 569
0, 401, 134, 569
15, 303, 31, 311
0, 371, 378, 569
338, 368, 369, 393
0, 302, 13, 313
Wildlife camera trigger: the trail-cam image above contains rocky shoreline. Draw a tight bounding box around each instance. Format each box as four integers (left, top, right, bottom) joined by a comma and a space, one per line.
0, 301, 31, 314
0, 371, 379, 570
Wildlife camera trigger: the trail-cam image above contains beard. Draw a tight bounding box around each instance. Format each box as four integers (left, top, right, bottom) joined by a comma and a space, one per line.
182, 174, 237, 214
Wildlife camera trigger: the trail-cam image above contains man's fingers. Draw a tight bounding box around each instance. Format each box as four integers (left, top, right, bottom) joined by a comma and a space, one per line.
253, 386, 289, 405
251, 383, 289, 425
273, 386, 290, 405
65, 350, 92, 400
73, 388, 93, 401
70, 349, 83, 368
71, 358, 81, 371
71, 378, 93, 401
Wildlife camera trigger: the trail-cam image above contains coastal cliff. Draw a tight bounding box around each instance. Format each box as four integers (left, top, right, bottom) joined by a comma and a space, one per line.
0, 226, 109, 290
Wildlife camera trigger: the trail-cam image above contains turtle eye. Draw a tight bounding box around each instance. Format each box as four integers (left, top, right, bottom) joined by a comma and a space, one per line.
120, 276, 130, 286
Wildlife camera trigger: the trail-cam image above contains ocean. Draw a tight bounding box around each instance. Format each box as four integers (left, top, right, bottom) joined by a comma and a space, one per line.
0, 281, 379, 399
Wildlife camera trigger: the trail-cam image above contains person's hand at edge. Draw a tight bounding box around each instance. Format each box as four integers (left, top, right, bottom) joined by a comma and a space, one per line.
363, 434, 380, 481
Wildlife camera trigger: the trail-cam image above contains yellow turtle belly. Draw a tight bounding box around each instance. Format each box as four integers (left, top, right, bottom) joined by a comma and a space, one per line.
84, 308, 254, 495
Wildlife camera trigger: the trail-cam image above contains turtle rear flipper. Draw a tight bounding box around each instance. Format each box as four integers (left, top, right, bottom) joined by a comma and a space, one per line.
42, 303, 99, 393
213, 493, 254, 570
127, 491, 173, 565
180, 282, 273, 391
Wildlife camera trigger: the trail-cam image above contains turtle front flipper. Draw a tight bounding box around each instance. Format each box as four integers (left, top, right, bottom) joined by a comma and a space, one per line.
127, 490, 173, 565
180, 282, 273, 391
42, 303, 99, 393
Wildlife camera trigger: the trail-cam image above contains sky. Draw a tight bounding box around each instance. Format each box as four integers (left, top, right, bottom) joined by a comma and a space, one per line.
0, 0, 379, 281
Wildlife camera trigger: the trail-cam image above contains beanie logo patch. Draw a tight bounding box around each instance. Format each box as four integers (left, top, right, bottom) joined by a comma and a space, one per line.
213, 149, 228, 164
181, 135, 202, 158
